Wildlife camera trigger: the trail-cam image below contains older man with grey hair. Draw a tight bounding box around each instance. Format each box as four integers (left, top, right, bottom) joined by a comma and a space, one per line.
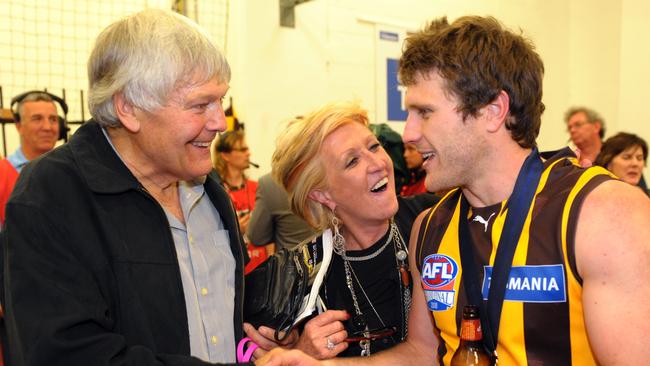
2, 9, 251, 365
0, 91, 61, 227
565, 106, 605, 163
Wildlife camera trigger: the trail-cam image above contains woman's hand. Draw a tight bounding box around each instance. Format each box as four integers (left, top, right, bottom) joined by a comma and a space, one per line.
244, 322, 300, 360
294, 310, 349, 360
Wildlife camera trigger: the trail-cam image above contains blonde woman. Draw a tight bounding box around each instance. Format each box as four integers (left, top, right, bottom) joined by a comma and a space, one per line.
246, 102, 436, 359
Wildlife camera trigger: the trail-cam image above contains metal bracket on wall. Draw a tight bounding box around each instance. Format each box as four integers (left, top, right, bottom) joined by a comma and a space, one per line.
279, 0, 312, 28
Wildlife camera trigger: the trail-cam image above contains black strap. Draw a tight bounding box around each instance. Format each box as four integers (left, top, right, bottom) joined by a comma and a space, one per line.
274, 254, 309, 342
458, 148, 544, 359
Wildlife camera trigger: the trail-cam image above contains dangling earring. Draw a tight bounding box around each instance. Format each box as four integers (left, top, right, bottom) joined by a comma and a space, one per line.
331, 215, 346, 256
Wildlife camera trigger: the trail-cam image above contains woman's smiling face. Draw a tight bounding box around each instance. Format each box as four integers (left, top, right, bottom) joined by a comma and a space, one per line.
315, 122, 398, 227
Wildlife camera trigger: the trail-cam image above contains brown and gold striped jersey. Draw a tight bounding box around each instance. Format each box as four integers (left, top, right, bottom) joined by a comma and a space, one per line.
416, 153, 614, 366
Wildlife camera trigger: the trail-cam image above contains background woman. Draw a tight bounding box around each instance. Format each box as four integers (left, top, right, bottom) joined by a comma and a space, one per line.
213, 130, 270, 273
595, 132, 648, 194
246, 102, 437, 359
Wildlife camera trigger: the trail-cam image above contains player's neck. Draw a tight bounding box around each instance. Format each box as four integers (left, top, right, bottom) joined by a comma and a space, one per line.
462, 146, 532, 208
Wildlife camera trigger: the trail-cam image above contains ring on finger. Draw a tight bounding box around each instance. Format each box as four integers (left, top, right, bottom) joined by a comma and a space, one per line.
326, 336, 335, 350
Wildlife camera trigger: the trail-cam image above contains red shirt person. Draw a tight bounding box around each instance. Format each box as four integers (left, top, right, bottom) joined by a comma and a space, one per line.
400, 142, 427, 196
213, 130, 268, 273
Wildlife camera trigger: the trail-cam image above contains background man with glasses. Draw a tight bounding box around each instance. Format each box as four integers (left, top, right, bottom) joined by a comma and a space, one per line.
564, 106, 605, 163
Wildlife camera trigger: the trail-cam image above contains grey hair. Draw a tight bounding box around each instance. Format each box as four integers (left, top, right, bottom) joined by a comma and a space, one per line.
17, 92, 55, 119
87, 9, 231, 127
564, 106, 606, 138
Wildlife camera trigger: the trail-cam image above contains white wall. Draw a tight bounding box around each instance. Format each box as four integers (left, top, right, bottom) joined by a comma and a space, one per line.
567, 0, 622, 139
619, 0, 650, 138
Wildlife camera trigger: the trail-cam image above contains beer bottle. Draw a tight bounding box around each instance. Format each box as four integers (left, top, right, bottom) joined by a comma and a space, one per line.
450, 305, 493, 366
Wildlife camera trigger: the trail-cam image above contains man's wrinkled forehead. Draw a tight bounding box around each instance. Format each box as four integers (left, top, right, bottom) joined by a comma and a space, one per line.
567, 111, 591, 125
21, 100, 58, 116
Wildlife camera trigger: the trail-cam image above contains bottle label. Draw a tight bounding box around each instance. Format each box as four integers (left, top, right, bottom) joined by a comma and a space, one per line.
460, 319, 483, 341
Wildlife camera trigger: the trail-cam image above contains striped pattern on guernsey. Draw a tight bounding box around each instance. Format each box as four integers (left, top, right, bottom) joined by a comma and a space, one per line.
416, 153, 614, 366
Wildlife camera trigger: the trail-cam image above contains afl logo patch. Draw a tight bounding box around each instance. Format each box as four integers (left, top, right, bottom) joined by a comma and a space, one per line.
421, 254, 458, 311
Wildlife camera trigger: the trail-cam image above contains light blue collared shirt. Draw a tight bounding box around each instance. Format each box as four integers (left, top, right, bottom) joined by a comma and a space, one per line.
7, 146, 29, 173
101, 128, 236, 362
166, 182, 236, 363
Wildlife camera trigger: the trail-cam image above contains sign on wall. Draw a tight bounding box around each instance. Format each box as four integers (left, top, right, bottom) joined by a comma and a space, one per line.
386, 57, 407, 121
375, 26, 409, 126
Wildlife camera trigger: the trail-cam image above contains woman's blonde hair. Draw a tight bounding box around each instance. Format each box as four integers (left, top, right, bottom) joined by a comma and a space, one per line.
272, 101, 369, 230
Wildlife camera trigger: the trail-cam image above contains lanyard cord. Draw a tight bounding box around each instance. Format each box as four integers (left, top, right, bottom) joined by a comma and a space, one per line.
458, 148, 544, 359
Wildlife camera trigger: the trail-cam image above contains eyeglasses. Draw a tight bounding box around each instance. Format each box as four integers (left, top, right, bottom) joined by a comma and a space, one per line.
566, 121, 591, 132
344, 327, 396, 342
231, 147, 249, 153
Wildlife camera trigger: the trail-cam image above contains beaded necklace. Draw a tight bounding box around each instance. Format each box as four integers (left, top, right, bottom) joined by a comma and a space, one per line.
332, 219, 411, 356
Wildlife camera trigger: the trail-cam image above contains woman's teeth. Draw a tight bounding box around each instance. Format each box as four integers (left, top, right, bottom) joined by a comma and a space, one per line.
371, 177, 388, 192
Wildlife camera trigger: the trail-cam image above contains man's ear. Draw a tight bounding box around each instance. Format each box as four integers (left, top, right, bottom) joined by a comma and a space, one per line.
483, 90, 510, 133
113, 93, 140, 133
595, 121, 603, 135
308, 189, 336, 211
